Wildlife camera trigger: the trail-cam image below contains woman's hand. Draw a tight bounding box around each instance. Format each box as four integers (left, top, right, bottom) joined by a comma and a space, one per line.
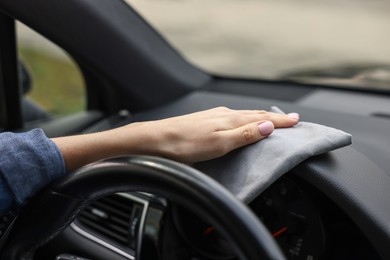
53, 107, 299, 171
122, 107, 299, 162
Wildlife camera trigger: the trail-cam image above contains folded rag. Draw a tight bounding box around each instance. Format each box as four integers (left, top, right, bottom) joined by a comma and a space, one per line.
195, 107, 352, 203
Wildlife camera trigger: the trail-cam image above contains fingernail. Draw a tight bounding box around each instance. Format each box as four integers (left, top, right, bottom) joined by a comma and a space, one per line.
258, 121, 274, 136
287, 113, 300, 120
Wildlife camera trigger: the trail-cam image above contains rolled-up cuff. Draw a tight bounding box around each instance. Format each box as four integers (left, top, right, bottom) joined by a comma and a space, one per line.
0, 129, 66, 212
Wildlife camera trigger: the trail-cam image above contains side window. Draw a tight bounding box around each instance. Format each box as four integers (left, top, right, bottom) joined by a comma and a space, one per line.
17, 22, 85, 120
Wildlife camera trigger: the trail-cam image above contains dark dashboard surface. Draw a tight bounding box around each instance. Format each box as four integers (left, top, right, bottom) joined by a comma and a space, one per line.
36, 88, 390, 260
131, 89, 390, 259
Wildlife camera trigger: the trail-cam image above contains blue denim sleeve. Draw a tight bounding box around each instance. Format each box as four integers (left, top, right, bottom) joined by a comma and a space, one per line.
0, 129, 66, 215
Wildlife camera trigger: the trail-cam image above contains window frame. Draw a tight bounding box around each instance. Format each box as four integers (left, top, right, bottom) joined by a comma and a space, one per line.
0, 13, 23, 130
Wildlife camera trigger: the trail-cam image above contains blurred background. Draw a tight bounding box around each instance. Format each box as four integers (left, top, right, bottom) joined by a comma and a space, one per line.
17, 0, 390, 115
18, 23, 85, 116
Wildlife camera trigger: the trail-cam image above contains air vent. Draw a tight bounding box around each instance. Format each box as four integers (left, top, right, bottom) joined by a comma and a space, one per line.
75, 194, 145, 253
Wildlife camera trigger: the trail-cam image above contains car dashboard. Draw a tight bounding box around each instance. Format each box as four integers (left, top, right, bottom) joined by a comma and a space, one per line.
34, 89, 390, 260
36, 174, 379, 260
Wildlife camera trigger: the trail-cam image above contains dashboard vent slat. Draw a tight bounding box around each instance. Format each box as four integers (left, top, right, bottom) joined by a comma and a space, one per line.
75, 194, 142, 251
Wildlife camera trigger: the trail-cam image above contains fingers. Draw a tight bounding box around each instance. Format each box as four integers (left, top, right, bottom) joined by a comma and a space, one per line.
216, 109, 300, 153
213, 108, 299, 129
266, 112, 299, 128
218, 120, 275, 152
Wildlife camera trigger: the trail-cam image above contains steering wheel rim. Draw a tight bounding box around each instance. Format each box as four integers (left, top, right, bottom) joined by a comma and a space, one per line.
0, 155, 285, 260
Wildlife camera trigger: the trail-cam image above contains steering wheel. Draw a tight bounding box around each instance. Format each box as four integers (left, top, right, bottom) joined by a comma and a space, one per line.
0, 156, 285, 260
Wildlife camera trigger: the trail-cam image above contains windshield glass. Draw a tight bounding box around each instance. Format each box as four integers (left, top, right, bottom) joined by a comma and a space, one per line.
126, 0, 390, 90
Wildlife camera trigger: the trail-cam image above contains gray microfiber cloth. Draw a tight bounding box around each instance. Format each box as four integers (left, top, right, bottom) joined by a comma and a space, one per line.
195, 106, 352, 203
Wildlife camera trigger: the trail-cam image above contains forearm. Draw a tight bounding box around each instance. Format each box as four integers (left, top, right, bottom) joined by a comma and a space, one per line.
52, 123, 155, 171
0, 107, 298, 216
52, 108, 299, 171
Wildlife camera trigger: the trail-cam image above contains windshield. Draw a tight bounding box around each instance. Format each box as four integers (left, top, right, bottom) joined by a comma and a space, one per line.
126, 0, 390, 90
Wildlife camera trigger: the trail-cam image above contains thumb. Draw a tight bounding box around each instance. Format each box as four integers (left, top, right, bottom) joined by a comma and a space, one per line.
257, 120, 275, 138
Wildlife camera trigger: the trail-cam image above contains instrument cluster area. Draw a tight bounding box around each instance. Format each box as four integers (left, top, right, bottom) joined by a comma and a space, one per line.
167, 176, 380, 260
249, 177, 325, 259
37, 176, 380, 260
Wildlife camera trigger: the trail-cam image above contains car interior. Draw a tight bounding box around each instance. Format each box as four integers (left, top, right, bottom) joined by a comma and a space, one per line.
0, 0, 390, 259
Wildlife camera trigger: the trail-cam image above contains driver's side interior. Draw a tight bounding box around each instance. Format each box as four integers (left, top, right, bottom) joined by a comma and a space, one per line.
1, 0, 390, 259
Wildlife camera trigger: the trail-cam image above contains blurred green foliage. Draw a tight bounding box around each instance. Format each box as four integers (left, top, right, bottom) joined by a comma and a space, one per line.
19, 47, 85, 115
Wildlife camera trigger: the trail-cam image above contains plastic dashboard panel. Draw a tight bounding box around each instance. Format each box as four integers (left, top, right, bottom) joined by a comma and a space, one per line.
132, 90, 390, 175
33, 89, 390, 259
129, 90, 390, 259
292, 148, 390, 259
297, 89, 390, 117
